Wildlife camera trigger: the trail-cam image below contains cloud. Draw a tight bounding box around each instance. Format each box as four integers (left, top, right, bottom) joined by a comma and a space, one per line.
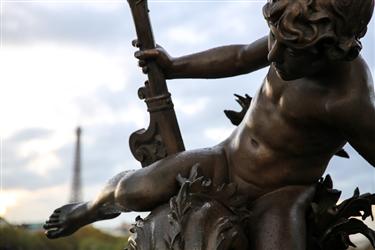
2, 185, 70, 223
164, 26, 210, 46
8, 128, 53, 142
204, 127, 233, 142
4, 3, 131, 48
0, 43, 133, 136
175, 97, 210, 116
3, 129, 71, 189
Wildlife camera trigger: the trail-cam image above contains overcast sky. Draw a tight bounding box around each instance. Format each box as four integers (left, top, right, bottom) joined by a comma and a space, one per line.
0, 0, 374, 231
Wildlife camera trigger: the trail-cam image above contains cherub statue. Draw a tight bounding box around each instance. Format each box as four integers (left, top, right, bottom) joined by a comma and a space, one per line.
44, 0, 375, 249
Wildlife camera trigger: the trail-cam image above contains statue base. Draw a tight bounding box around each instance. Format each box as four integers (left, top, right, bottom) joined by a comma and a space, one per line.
126, 167, 375, 250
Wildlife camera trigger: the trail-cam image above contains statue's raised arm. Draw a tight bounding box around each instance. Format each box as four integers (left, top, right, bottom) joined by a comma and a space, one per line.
135, 36, 271, 79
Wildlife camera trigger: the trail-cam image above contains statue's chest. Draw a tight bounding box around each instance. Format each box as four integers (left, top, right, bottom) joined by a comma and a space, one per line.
259, 77, 328, 123
245, 78, 332, 151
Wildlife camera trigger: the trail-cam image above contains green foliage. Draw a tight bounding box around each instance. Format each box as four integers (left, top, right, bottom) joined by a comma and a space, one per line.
0, 223, 128, 250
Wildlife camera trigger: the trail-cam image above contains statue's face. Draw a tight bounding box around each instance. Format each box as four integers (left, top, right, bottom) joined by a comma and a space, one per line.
267, 31, 328, 81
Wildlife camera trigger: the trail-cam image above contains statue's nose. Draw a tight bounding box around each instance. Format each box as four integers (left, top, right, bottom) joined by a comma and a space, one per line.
267, 41, 284, 63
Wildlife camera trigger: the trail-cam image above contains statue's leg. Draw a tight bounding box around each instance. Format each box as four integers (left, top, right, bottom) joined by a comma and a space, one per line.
44, 146, 228, 238
248, 185, 316, 250
44, 170, 132, 238
114, 146, 229, 211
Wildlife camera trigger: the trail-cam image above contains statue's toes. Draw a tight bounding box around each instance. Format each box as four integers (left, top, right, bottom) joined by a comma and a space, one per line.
43, 221, 62, 230
45, 217, 59, 224
53, 207, 62, 213
45, 228, 64, 239
48, 211, 61, 219
46, 210, 63, 221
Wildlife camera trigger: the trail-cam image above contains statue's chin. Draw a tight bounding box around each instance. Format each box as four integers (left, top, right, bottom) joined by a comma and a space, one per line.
276, 70, 300, 81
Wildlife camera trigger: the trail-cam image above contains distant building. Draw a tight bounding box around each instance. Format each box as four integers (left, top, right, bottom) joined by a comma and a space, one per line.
70, 126, 83, 203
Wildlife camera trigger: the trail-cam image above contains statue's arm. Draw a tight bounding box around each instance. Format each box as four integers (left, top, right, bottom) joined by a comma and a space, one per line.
135, 35, 269, 79
328, 63, 375, 167
170, 36, 269, 79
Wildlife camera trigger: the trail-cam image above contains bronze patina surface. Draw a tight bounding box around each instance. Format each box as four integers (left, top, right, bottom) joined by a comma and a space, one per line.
45, 0, 375, 249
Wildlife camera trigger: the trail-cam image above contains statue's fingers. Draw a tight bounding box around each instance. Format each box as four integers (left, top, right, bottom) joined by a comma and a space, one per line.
132, 39, 141, 48
134, 51, 142, 59
134, 49, 159, 60
138, 60, 146, 67
142, 66, 149, 74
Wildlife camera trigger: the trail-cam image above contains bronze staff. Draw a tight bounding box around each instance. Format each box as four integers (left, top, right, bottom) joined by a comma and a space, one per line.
127, 0, 185, 167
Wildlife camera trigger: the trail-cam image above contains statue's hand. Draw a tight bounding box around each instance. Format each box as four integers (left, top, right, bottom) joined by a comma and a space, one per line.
132, 39, 174, 78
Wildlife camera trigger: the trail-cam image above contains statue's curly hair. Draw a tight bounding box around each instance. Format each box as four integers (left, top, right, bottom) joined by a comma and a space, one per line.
263, 0, 374, 60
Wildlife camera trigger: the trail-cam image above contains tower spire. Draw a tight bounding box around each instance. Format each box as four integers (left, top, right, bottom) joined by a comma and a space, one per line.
69, 127, 83, 203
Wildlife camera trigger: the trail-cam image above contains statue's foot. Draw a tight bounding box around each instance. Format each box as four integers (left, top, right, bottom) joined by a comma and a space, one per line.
43, 202, 120, 239
43, 202, 93, 238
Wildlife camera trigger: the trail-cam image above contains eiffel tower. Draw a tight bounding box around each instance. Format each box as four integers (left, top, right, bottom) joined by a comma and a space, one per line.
69, 127, 83, 203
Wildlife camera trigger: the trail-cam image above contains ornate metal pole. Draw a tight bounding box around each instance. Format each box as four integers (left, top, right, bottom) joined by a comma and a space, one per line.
127, 0, 185, 167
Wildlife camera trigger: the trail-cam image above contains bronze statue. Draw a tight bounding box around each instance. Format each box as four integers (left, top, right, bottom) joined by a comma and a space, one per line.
44, 0, 375, 249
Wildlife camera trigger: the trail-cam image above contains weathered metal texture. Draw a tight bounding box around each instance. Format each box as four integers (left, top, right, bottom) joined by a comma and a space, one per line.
127, 171, 375, 250
126, 166, 250, 250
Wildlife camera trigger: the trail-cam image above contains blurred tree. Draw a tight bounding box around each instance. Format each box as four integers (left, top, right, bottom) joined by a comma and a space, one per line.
0, 218, 127, 250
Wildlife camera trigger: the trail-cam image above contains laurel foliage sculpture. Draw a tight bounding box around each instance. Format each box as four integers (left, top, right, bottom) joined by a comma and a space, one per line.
308, 176, 375, 250
126, 167, 375, 250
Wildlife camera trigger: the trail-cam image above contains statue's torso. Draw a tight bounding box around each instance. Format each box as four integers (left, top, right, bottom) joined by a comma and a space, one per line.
224, 65, 352, 198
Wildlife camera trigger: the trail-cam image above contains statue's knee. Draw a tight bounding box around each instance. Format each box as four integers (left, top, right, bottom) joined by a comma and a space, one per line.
114, 178, 128, 206
114, 176, 140, 209
114, 175, 155, 211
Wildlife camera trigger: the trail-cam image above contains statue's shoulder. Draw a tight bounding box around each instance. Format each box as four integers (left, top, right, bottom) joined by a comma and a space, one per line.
325, 56, 373, 121
340, 55, 374, 100
327, 56, 372, 95
352, 55, 373, 89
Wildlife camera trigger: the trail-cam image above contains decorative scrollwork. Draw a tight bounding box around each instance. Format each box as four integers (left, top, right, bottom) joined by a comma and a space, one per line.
129, 123, 167, 167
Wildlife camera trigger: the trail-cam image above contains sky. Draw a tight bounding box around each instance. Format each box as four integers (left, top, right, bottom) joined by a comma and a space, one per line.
0, 0, 374, 232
